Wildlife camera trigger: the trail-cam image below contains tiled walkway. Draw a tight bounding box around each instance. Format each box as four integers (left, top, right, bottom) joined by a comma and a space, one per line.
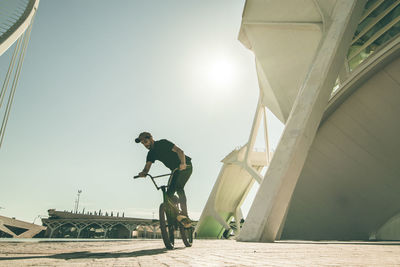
0, 239, 400, 266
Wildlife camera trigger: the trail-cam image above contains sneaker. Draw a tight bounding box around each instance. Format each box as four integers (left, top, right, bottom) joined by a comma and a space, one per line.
177, 215, 192, 228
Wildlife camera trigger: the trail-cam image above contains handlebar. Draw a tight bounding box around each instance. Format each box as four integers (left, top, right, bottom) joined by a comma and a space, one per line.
133, 171, 177, 191
133, 173, 171, 179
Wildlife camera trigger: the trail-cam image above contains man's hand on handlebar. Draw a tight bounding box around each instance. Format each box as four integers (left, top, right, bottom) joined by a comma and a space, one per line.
138, 171, 147, 177
134, 172, 147, 178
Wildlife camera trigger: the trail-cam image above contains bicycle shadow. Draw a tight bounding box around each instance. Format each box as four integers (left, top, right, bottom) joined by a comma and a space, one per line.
0, 247, 184, 261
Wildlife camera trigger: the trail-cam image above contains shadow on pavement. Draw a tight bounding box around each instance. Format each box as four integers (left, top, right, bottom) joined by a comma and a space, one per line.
0, 247, 184, 261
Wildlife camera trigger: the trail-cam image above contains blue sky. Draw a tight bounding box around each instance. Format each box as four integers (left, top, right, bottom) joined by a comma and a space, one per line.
0, 0, 283, 223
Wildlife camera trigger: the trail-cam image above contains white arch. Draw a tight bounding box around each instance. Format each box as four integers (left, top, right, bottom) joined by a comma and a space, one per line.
0, 0, 39, 56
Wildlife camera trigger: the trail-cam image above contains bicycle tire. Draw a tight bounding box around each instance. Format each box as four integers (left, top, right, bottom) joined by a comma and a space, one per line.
159, 203, 174, 249
179, 226, 193, 247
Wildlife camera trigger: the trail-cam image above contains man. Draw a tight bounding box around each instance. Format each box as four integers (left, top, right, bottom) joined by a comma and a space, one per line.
135, 131, 192, 226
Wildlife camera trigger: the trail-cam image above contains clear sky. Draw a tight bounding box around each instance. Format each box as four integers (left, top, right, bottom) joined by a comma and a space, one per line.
0, 0, 283, 223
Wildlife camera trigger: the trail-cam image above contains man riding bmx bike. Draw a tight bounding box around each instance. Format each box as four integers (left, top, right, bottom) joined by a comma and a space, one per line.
135, 131, 192, 227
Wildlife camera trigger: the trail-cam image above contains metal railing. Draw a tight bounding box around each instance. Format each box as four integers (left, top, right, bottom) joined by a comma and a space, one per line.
348, 0, 400, 71
331, 0, 400, 95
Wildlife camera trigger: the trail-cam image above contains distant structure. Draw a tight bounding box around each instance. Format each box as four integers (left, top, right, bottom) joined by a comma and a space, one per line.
0, 215, 45, 238
197, 0, 400, 242
73, 190, 82, 213
41, 209, 193, 239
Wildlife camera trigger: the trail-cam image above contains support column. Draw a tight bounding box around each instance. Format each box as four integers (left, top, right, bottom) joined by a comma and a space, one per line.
238, 0, 366, 242
128, 225, 135, 238
49, 228, 54, 238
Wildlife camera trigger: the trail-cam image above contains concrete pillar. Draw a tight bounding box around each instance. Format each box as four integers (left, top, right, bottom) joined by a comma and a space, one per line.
238, 0, 366, 242
129, 230, 132, 238
48, 228, 54, 238
103, 228, 108, 239
152, 225, 157, 239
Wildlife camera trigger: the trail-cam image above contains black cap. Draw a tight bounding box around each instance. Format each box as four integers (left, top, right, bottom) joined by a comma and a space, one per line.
134, 132, 152, 143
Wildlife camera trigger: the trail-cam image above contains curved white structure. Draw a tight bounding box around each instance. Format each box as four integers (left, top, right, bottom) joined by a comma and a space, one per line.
0, 0, 39, 56
281, 38, 400, 240
0, 0, 40, 148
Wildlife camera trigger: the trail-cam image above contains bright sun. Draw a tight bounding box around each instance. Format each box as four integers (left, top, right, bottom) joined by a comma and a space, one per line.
190, 54, 238, 99
207, 59, 235, 88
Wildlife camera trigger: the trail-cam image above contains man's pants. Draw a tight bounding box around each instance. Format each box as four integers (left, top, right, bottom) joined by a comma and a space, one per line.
167, 164, 193, 217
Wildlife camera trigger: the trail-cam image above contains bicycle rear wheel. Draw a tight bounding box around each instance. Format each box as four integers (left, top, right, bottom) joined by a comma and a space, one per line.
159, 203, 174, 250
179, 226, 193, 247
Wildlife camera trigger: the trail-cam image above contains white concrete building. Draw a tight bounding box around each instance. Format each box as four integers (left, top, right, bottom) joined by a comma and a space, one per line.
197, 0, 400, 241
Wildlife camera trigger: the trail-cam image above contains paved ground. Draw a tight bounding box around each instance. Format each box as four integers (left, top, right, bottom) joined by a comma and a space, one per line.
0, 239, 400, 266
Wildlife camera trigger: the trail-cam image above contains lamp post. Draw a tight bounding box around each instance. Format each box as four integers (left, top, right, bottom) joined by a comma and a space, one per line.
74, 190, 82, 213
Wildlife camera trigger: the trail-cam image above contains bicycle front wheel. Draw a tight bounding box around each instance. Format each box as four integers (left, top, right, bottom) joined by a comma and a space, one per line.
159, 203, 174, 250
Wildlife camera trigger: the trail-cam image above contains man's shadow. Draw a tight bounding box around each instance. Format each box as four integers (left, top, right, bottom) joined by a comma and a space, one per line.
0, 247, 184, 261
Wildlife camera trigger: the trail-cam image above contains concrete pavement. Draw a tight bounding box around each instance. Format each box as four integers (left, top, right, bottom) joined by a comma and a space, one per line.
0, 239, 400, 266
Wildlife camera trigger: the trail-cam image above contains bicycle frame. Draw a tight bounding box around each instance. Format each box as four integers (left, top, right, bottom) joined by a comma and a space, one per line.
134, 170, 181, 221
133, 170, 193, 249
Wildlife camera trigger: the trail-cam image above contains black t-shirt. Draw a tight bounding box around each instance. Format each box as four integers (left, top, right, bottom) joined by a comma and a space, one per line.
146, 139, 192, 171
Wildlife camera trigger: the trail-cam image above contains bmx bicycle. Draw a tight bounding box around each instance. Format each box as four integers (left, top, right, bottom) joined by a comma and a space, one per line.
134, 170, 193, 249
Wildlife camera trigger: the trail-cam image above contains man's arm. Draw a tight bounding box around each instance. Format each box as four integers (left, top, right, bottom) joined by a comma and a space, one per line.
172, 145, 186, 170
139, 161, 152, 177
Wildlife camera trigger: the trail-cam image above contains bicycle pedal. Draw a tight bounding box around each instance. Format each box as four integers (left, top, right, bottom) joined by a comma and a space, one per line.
177, 215, 192, 228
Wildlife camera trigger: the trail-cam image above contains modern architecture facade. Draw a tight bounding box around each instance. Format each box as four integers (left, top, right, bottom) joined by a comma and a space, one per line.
197, 0, 400, 242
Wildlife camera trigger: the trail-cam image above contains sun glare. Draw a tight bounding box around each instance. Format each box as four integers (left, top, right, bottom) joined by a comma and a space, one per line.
207, 59, 235, 88
190, 54, 239, 100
